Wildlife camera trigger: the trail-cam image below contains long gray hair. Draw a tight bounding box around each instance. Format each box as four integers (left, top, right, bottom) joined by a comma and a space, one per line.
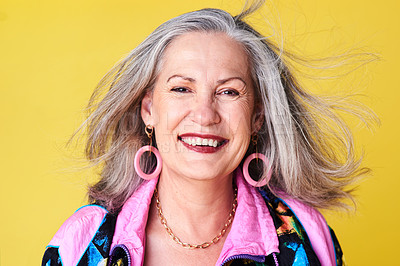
78, 0, 372, 212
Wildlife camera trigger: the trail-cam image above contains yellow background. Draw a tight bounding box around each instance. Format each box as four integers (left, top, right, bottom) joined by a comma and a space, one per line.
1, 0, 398, 265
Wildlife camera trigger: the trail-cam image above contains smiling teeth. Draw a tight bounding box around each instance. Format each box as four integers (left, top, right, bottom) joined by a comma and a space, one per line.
181, 137, 219, 147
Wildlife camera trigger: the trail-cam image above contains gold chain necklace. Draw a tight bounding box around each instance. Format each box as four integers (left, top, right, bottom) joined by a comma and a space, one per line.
153, 187, 238, 249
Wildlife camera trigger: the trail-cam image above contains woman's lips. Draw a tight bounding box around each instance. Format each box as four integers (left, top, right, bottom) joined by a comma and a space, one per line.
178, 133, 228, 153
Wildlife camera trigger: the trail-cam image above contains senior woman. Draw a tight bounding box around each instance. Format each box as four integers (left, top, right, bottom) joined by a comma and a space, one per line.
42, 2, 359, 266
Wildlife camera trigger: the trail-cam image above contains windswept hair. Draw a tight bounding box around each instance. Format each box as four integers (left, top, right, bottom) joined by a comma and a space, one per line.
77, 0, 375, 212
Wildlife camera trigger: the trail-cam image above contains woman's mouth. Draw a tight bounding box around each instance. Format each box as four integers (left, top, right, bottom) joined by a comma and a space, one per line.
178, 134, 228, 153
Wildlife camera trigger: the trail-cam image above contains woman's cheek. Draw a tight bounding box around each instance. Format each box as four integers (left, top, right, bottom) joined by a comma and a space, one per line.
159, 100, 188, 131
223, 104, 253, 134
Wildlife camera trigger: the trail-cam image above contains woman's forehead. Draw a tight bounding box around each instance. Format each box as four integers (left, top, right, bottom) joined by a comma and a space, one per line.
159, 31, 251, 81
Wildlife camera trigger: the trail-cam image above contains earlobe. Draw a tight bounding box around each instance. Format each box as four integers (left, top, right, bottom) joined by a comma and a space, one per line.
141, 92, 153, 125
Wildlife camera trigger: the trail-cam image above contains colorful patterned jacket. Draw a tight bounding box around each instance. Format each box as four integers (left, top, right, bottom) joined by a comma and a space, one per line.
42, 169, 343, 265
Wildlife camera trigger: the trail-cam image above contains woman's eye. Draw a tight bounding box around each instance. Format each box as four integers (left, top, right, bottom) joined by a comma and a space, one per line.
171, 87, 190, 93
219, 89, 239, 96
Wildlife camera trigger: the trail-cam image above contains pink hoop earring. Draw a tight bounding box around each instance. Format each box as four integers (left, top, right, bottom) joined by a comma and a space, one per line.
242, 153, 271, 187
134, 145, 162, 180
134, 125, 162, 180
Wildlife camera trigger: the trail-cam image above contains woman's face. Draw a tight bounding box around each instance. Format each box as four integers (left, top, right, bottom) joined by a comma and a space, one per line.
141, 32, 260, 181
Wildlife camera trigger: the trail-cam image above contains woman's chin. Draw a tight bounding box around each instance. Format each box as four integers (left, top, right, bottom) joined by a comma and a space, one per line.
163, 163, 232, 183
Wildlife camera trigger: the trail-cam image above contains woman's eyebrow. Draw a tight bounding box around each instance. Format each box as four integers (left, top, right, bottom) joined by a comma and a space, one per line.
167, 75, 196, 83
217, 77, 246, 85
167, 75, 246, 85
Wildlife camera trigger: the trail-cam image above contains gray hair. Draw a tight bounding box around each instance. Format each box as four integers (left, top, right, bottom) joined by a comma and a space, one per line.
78, 1, 373, 212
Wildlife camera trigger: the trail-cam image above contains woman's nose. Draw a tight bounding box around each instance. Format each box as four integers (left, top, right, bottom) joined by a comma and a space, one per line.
190, 94, 221, 126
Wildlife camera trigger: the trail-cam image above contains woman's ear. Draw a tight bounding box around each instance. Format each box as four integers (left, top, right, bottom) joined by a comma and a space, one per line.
141, 92, 153, 125
252, 103, 265, 134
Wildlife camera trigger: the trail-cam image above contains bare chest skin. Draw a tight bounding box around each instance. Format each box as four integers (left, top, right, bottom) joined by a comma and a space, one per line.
144, 198, 228, 266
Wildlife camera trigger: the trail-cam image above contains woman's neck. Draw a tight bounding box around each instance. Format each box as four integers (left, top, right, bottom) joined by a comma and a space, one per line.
154, 168, 235, 244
